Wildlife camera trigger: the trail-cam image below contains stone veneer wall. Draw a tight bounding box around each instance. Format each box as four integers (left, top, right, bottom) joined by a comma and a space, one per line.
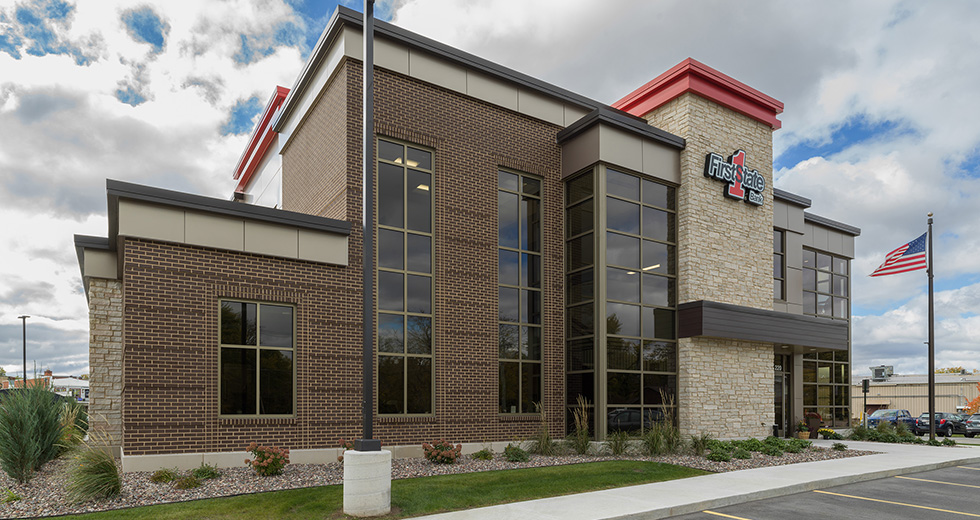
677, 338, 773, 437
88, 278, 123, 444
643, 92, 776, 438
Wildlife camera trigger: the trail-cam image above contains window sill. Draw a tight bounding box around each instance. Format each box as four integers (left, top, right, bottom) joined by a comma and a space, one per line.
498, 414, 541, 422
378, 415, 436, 423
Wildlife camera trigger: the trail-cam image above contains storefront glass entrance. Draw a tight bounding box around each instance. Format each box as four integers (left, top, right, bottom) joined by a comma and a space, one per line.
774, 354, 791, 436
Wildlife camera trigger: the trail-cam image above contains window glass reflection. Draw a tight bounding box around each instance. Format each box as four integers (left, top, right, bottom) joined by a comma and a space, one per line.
607, 169, 639, 199
607, 302, 640, 337
607, 197, 640, 235
607, 232, 639, 268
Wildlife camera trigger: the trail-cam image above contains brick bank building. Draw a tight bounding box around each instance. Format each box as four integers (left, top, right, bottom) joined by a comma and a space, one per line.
75, 7, 859, 471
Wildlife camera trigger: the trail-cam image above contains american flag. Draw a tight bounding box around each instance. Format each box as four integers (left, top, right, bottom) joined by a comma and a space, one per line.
870, 233, 928, 277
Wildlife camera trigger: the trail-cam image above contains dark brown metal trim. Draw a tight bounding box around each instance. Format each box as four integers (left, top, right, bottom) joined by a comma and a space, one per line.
678, 300, 848, 350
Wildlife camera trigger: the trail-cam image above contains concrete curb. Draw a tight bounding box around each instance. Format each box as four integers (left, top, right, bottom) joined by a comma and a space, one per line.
620, 451, 980, 519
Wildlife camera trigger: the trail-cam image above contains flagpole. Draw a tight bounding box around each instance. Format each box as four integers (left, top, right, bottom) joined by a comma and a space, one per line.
927, 213, 935, 441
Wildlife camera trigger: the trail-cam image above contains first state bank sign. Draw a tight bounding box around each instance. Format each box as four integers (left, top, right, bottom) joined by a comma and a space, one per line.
703, 150, 766, 206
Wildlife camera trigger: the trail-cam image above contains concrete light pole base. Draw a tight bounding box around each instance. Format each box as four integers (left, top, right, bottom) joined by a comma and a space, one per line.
343, 449, 392, 517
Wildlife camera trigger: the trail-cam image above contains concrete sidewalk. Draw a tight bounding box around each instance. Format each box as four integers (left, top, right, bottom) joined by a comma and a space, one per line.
408, 440, 980, 520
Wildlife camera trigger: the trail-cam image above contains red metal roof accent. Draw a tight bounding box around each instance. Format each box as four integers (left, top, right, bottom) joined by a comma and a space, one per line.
612, 58, 784, 130
233, 86, 290, 193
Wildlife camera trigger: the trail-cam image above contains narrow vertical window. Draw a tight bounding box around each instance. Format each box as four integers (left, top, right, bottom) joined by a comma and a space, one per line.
498, 170, 542, 414
377, 138, 434, 415
773, 230, 785, 300
219, 301, 294, 416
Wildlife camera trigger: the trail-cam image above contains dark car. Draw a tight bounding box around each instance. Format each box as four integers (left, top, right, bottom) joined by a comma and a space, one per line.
966, 414, 980, 438
913, 412, 966, 437
867, 409, 915, 429
607, 408, 664, 433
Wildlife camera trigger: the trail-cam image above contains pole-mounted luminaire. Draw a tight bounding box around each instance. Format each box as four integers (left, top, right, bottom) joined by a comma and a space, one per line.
356, 0, 380, 452
17, 315, 29, 388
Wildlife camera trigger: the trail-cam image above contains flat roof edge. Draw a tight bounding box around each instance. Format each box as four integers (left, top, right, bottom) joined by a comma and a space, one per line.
277, 6, 608, 132
556, 107, 686, 149
773, 188, 812, 208
105, 180, 351, 236
804, 211, 861, 236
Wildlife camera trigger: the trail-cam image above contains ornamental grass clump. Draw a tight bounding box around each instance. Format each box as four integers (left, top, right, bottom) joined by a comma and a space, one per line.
0, 384, 63, 483
504, 443, 529, 462
603, 430, 632, 456
529, 403, 560, 456
244, 443, 289, 476
566, 396, 593, 455
191, 462, 221, 480
422, 439, 462, 464
64, 430, 121, 504
150, 468, 179, 483
471, 447, 494, 460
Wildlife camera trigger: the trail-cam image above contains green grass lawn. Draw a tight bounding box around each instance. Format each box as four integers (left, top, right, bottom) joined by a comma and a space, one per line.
62, 461, 708, 520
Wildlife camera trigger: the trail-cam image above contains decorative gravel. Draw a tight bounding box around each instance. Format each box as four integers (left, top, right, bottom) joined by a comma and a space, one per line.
0, 447, 875, 518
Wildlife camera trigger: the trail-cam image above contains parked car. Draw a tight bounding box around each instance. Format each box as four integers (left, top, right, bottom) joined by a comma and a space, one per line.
912, 412, 967, 437
607, 408, 664, 433
867, 409, 915, 429
966, 414, 980, 438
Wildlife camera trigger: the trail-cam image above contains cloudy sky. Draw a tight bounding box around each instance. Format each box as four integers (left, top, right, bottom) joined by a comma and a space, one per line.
1, 0, 977, 380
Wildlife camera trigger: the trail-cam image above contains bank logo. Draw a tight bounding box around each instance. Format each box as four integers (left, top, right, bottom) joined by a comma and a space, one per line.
703, 150, 765, 206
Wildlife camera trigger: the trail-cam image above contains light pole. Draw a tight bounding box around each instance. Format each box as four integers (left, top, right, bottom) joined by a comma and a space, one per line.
17, 315, 29, 388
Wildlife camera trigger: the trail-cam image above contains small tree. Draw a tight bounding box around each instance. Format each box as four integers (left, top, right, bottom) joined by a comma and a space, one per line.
965, 382, 980, 415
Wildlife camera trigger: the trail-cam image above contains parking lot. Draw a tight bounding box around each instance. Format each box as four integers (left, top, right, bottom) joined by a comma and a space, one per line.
669, 463, 980, 519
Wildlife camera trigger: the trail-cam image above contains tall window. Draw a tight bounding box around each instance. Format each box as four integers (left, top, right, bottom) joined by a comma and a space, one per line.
803, 249, 848, 319
605, 168, 677, 434
220, 300, 294, 416
498, 170, 542, 414
803, 351, 850, 427
566, 171, 595, 432
773, 230, 785, 300
377, 138, 433, 415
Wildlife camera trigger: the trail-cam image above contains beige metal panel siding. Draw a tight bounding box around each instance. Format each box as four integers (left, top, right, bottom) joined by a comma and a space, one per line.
773, 200, 788, 229
342, 25, 362, 60
786, 230, 804, 269
243, 220, 299, 259
598, 124, 643, 173
564, 105, 590, 127
83, 249, 118, 280
786, 203, 805, 233
298, 230, 348, 266
117, 200, 185, 243
279, 30, 347, 145
466, 71, 519, 111
843, 235, 855, 258
827, 229, 845, 256
409, 50, 467, 93
375, 35, 409, 75
560, 124, 600, 178
184, 212, 245, 252
785, 267, 803, 308
641, 139, 681, 184
807, 223, 830, 252
517, 89, 564, 126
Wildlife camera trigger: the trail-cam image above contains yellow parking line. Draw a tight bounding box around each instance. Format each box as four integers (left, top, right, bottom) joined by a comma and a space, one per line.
958, 466, 980, 471
813, 490, 980, 517
703, 511, 753, 520
896, 475, 980, 489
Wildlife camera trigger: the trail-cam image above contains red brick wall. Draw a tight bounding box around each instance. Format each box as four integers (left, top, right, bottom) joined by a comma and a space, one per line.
120, 59, 567, 454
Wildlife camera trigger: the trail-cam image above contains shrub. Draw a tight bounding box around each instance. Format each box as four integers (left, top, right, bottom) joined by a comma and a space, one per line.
174, 475, 201, 489
192, 462, 221, 480
818, 428, 843, 440
912, 436, 926, 444
471, 448, 494, 461
849, 424, 870, 441
244, 443, 289, 476
760, 444, 783, 457
603, 430, 632, 456
706, 450, 731, 462
732, 448, 751, 459
788, 438, 812, 451
0, 385, 64, 483
734, 438, 766, 452
879, 432, 900, 444
150, 468, 179, 483
64, 431, 121, 504
688, 433, 711, 456
337, 438, 355, 462
895, 422, 910, 437
2, 489, 21, 503
529, 403, 560, 456
942, 438, 957, 446
422, 439, 462, 464
832, 442, 848, 451
927, 438, 942, 446
59, 401, 87, 454
567, 396, 593, 456
504, 443, 529, 462
706, 439, 733, 454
